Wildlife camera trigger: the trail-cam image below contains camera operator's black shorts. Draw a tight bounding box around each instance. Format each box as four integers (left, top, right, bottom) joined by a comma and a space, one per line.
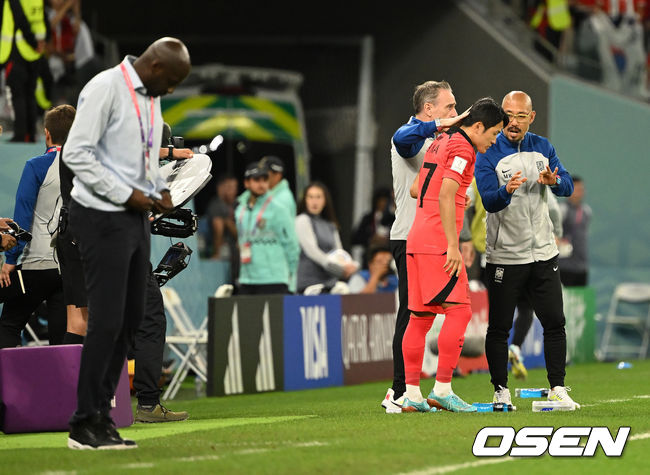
56, 229, 88, 308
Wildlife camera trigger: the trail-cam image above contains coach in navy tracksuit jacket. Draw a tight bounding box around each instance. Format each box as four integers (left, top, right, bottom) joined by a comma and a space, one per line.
475, 91, 580, 410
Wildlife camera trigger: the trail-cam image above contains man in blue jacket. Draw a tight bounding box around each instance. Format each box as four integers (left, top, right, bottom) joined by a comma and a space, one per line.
0, 104, 75, 347
382, 80, 468, 413
475, 90, 580, 410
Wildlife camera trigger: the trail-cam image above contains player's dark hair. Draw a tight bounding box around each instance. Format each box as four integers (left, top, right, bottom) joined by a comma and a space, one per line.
571, 175, 583, 184
44, 104, 76, 145
413, 80, 452, 114
298, 181, 340, 228
460, 97, 508, 130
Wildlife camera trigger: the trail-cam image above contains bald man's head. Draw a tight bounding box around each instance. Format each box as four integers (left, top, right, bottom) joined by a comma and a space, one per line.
501, 90, 536, 143
502, 91, 533, 110
135, 37, 191, 97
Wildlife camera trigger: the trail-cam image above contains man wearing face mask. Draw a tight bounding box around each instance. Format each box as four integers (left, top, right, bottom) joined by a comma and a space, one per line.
62, 37, 191, 450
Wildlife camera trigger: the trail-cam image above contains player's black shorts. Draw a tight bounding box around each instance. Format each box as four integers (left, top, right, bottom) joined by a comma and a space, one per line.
56, 229, 88, 308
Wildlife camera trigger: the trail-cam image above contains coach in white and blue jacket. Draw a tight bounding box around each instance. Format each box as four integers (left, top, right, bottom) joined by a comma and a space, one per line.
475, 90, 580, 410
0, 105, 76, 348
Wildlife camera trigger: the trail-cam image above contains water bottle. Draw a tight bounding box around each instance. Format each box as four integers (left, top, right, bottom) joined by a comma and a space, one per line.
617, 362, 632, 370
195, 376, 205, 398
515, 388, 550, 398
532, 401, 574, 412
472, 402, 516, 412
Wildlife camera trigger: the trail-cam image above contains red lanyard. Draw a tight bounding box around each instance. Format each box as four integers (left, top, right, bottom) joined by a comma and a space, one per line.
238, 196, 273, 237
46, 146, 61, 154
120, 62, 154, 175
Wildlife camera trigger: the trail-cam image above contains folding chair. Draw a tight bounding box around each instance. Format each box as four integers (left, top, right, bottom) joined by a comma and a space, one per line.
161, 286, 209, 400
23, 323, 47, 347
598, 282, 650, 360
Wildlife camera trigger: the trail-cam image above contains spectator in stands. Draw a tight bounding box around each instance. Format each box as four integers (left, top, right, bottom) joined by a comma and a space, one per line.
45, 0, 80, 104
6, 0, 46, 142
573, 0, 648, 98
0, 104, 75, 348
530, 0, 573, 64
351, 186, 395, 266
348, 245, 398, 294
238, 155, 296, 216
205, 174, 239, 284
558, 175, 592, 286
236, 161, 299, 295
295, 181, 357, 294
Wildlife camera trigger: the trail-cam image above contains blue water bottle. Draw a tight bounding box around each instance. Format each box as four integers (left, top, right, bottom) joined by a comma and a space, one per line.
515, 388, 550, 398
472, 403, 516, 412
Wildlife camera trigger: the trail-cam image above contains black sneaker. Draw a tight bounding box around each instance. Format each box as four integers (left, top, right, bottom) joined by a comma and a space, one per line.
100, 414, 137, 447
68, 414, 137, 450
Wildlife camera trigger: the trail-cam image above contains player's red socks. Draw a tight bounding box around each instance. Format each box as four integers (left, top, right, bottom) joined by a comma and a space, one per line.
436, 304, 472, 383
402, 314, 435, 385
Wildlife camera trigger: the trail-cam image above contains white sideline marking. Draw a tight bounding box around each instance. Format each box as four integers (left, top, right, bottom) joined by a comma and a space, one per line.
402, 431, 650, 474
581, 394, 650, 407
113, 440, 328, 469
630, 431, 650, 441
175, 455, 220, 463
401, 458, 517, 475
122, 463, 154, 469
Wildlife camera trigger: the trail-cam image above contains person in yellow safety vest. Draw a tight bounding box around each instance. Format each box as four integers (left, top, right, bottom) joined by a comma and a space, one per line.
5, 0, 46, 142
0, 0, 39, 67
530, 0, 573, 64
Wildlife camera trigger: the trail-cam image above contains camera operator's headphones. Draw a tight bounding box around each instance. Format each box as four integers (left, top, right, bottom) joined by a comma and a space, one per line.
151, 208, 197, 238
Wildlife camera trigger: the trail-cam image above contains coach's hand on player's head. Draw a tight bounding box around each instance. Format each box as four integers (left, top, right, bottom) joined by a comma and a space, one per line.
439, 107, 470, 130
444, 245, 463, 277
537, 165, 559, 186
152, 190, 174, 214
505, 171, 528, 194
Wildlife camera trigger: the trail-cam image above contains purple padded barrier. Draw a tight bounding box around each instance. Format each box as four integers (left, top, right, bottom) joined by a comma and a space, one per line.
0, 345, 133, 433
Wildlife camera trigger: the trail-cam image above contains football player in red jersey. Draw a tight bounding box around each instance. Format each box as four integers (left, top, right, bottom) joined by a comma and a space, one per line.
401, 97, 508, 413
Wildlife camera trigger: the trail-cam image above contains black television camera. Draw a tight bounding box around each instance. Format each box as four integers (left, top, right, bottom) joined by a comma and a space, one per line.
153, 242, 192, 287
1, 221, 32, 243
151, 208, 197, 286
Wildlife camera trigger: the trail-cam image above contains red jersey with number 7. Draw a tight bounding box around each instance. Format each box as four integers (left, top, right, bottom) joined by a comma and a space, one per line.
407, 128, 476, 255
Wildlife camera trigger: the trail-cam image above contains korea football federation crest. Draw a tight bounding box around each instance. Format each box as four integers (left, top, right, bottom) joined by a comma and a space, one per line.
536, 160, 544, 173
494, 267, 504, 283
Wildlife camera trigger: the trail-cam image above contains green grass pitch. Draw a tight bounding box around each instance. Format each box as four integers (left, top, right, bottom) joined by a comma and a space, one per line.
1, 360, 649, 474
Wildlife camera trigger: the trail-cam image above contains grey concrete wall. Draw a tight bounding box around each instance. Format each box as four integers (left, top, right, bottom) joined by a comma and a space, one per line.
373, 2, 550, 188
